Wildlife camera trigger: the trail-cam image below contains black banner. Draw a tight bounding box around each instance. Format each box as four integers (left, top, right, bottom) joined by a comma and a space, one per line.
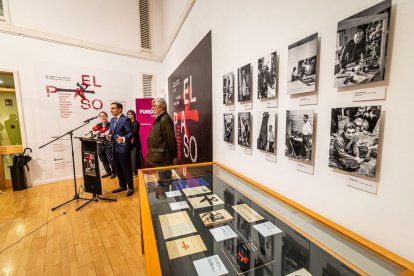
168, 31, 212, 164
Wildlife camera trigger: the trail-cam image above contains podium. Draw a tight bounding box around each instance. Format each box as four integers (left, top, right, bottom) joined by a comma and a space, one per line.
77, 137, 116, 211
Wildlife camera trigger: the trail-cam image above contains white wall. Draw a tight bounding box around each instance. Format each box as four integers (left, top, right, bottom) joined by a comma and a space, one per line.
163, 0, 414, 262
159, 0, 193, 53
0, 0, 195, 186
8, 0, 141, 52
0, 32, 163, 185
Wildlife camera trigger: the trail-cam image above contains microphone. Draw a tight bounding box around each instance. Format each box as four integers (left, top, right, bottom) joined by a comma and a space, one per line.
84, 116, 98, 123
85, 130, 93, 136
92, 124, 102, 131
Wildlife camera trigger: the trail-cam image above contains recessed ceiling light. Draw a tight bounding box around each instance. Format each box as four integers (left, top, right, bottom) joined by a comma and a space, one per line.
0, 80, 4, 84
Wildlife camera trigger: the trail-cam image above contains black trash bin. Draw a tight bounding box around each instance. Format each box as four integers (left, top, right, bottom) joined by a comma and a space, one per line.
9, 148, 32, 191
9, 165, 27, 191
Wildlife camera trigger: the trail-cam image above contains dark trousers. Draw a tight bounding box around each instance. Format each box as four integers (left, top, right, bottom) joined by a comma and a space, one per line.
268, 141, 274, 152
98, 142, 115, 175
303, 136, 311, 160
336, 157, 360, 171
157, 170, 172, 187
131, 146, 144, 174
113, 151, 133, 190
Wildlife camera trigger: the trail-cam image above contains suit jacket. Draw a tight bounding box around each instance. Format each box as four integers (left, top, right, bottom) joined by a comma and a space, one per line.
147, 111, 177, 166
131, 120, 141, 148
109, 114, 133, 154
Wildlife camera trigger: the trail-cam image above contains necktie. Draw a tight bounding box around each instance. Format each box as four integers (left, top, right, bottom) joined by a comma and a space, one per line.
113, 117, 118, 130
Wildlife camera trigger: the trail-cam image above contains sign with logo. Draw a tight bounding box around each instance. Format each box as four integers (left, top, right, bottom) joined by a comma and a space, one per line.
35, 62, 133, 182
135, 98, 155, 164
168, 31, 212, 164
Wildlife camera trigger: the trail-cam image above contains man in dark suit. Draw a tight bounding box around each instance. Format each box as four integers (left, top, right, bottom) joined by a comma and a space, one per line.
107, 102, 134, 197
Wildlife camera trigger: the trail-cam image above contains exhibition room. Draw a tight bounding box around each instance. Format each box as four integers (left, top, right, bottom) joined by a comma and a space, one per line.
0, 0, 413, 275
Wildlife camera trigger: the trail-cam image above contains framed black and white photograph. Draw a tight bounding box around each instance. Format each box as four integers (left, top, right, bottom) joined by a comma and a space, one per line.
223, 72, 235, 105
238, 112, 251, 148
329, 106, 381, 178
287, 33, 318, 95
258, 52, 277, 99
334, 0, 391, 88
257, 111, 276, 154
236, 199, 251, 240
223, 113, 234, 143
238, 63, 252, 102
285, 109, 314, 163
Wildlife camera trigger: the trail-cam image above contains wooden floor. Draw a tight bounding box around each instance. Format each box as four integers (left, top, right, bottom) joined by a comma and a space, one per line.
0, 177, 146, 276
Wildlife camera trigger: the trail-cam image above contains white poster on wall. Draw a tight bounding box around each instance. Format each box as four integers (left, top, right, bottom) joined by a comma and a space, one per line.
34, 62, 134, 184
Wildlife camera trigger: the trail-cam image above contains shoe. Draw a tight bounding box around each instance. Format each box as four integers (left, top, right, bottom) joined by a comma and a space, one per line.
126, 189, 134, 197
110, 174, 116, 179
102, 173, 111, 178
112, 187, 127, 193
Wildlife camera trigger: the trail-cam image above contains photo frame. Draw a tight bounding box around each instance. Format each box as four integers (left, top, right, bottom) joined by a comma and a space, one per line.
223, 72, 235, 105
257, 110, 277, 154
238, 64, 252, 102
334, 0, 391, 88
5, 99, 13, 106
329, 106, 381, 178
285, 109, 314, 163
238, 112, 251, 148
287, 33, 318, 95
258, 51, 277, 99
223, 113, 234, 143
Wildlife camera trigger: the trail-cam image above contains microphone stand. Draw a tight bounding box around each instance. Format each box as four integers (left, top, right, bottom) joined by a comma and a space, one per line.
39, 121, 91, 211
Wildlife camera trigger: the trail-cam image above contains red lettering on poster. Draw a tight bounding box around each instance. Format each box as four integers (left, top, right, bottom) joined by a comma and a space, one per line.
175, 83, 199, 139
81, 75, 91, 87
93, 76, 101, 87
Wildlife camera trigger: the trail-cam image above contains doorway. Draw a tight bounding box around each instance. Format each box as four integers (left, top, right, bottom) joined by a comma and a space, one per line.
0, 70, 24, 188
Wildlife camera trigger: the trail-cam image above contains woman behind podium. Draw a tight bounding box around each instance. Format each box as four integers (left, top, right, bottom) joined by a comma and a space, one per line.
127, 110, 144, 176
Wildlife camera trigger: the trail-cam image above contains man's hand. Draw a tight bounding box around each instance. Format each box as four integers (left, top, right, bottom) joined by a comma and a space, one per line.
116, 135, 124, 144
355, 157, 364, 163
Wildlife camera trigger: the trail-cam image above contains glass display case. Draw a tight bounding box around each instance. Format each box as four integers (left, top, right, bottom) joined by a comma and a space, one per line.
139, 162, 413, 276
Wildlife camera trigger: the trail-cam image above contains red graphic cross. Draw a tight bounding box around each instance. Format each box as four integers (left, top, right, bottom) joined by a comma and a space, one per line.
181, 241, 189, 250
175, 84, 199, 138
238, 252, 249, 264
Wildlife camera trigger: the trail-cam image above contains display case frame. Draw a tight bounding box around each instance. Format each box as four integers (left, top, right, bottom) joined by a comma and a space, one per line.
139, 162, 414, 276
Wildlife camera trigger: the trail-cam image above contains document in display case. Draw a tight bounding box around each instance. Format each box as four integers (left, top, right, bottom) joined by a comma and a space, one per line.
159, 211, 197, 240
166, 235, 207, 260
200, 209, 233, 226
188, 194, 224, 209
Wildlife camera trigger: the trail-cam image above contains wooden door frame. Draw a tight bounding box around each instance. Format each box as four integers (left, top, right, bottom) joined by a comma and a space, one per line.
0, 68, 27, 187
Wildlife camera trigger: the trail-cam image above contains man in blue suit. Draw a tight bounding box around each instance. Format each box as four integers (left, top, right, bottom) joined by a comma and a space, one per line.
107, 102, 134, 197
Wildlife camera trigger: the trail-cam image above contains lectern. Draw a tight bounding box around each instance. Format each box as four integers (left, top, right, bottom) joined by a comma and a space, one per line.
77, 137, 116, 210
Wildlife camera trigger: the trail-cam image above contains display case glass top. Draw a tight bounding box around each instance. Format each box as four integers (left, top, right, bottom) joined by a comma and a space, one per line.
139, 163, 411, 276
